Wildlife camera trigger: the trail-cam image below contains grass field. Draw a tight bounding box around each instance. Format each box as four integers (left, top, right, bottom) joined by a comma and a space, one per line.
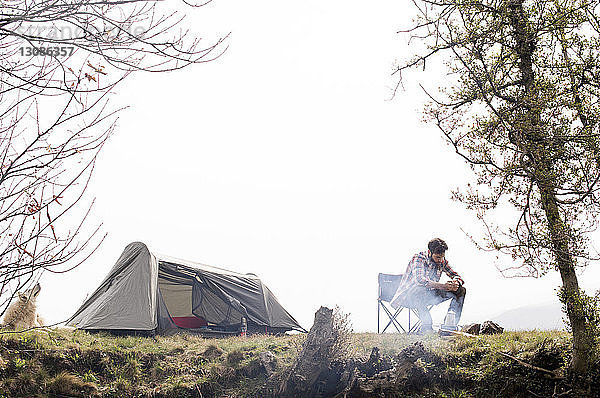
0, 327, 592, 397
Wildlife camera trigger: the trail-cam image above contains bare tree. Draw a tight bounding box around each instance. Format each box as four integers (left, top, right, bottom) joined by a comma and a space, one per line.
397, 0, 600, 373
0, 0, 226, 318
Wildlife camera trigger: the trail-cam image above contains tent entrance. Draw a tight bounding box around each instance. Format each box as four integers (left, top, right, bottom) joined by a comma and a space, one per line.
158, 269, 208, 329
158, 261, 247, 331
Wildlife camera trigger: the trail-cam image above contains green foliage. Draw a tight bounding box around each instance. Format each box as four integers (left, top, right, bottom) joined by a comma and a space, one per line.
81, 370, 99, 383
12, 357, 27, 370
559, 288, 600, 360
439, 390, 473, 398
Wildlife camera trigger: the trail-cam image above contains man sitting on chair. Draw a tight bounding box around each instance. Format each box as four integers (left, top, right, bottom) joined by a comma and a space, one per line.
390, 238, 466, 334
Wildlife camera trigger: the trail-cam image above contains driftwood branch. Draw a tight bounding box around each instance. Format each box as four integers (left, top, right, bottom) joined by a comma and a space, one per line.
499, 351, 564, 379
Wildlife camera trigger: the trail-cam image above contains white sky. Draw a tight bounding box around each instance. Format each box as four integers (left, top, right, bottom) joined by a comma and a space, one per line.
39, 0, 600, 332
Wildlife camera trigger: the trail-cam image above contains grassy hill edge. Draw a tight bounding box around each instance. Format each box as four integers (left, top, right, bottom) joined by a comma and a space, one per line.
0, 328, 596, 397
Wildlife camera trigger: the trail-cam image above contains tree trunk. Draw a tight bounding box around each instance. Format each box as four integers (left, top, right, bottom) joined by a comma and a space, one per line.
539, 187, 588, 373
507, 0, 590, 374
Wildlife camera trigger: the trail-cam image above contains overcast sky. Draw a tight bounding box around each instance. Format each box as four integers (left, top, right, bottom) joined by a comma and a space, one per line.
38, 0, 600, 332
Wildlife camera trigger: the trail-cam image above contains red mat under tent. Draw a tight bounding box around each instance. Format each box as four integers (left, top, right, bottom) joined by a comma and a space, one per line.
171, 316, 208, 329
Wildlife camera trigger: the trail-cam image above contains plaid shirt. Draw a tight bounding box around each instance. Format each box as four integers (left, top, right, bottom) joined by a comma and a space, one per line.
391, 250, 463, 308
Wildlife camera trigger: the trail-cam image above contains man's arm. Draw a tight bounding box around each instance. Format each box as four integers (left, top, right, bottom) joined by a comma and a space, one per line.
442, 260, 464, 286
426, 280, 457, 290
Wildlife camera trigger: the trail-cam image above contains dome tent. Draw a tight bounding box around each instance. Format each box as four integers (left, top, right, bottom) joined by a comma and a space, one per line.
67, 242, 304, 335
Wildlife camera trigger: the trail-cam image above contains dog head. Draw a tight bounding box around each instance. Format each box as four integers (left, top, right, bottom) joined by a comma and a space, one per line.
18, 283, 41, 303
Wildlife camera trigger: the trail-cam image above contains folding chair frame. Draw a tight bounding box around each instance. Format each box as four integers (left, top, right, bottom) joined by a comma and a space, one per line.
377, 273, 430, 334
378, 299, 423, 333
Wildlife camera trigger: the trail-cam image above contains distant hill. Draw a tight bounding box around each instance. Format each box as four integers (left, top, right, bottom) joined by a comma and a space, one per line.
491, 302, 565, 331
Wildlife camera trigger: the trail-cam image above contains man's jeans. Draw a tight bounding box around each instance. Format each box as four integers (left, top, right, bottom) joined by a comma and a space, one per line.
407, 286, 466, 330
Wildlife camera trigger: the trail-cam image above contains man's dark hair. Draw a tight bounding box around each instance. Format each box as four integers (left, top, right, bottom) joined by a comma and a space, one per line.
428, 238, 448, 254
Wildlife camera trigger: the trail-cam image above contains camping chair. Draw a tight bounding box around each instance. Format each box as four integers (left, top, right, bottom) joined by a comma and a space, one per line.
377, 273, 424, 333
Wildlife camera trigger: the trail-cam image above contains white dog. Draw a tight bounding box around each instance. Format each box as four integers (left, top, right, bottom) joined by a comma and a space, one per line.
2, 283, 44, 330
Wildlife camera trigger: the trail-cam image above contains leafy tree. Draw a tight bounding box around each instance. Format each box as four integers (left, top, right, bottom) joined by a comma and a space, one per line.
397, 0, 600, 372
0, 0, 226, 319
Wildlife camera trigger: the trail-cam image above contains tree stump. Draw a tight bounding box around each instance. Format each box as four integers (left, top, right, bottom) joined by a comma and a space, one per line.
279, 306, 336, 397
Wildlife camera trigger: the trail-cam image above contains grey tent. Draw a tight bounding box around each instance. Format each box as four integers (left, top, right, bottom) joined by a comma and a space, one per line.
67, 242, 304, 334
